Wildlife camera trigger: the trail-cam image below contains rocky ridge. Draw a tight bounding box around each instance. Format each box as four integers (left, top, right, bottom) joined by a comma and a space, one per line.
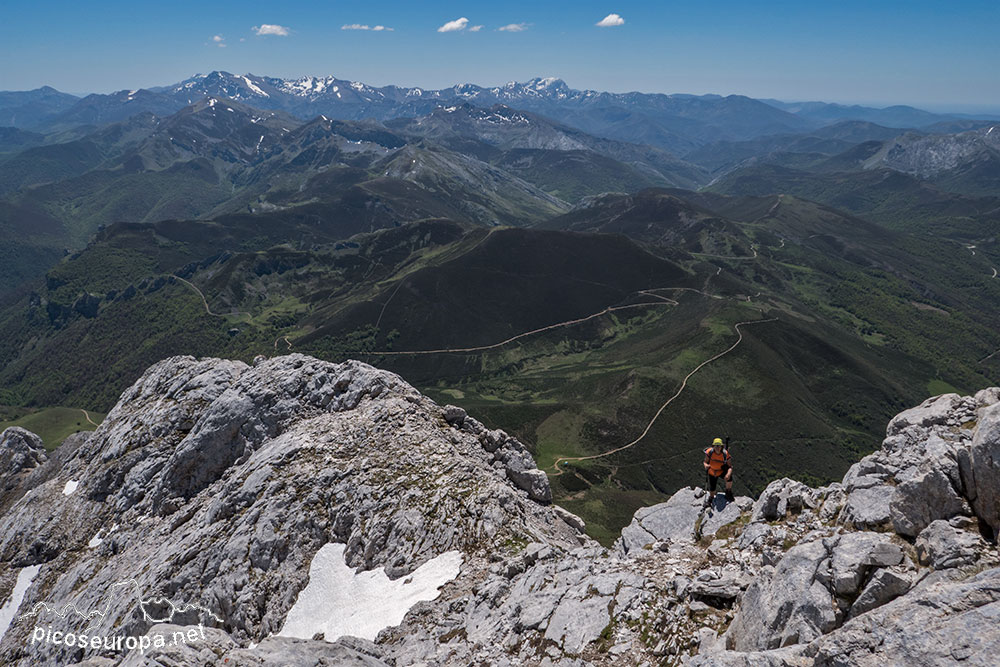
0, 354, 997, 666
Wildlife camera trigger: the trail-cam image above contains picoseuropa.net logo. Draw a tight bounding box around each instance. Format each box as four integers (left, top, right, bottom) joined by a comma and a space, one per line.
18, 577, 222, 656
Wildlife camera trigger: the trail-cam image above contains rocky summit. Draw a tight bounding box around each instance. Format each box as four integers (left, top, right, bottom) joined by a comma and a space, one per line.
0, 354, 998, 666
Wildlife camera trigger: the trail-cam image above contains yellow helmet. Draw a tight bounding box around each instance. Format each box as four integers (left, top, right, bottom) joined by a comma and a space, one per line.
712, 438, 724, 447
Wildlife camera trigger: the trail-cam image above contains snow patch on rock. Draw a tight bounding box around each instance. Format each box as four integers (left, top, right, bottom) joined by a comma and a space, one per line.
0, 564, 41, 641
279, 543, 462, 642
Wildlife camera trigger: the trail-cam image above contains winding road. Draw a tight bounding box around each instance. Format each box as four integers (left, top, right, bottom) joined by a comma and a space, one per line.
80, 409, 99, 427
360, 237, 780, 478
549, 318, 778, 476
371, 301, 678, 356
171, 275, 249, 319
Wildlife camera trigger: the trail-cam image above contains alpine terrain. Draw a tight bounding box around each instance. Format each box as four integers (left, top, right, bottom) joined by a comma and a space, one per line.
0, 354, 997, 665
0, 52, 998, 667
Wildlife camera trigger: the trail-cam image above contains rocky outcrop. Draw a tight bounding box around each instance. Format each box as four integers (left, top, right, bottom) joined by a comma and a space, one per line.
691, 386, 1000, 666
0, 427, 47, 482
968, 395, 1000, 538
725, 532, 907, 651
0, 427, 50, 512
0, 356, 996, 666
616, 488, 752, 554
0, 355, 577, 666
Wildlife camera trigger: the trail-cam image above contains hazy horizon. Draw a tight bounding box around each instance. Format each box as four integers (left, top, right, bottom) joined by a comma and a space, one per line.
2, 0, 998, 113
6, 72, 1000, 118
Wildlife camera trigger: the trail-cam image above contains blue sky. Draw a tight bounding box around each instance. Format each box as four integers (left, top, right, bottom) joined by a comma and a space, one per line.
2, 1, 998, 110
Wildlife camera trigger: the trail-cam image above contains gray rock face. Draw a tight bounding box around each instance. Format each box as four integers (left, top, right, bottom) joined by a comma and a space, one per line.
0, 427, 46, 477
721, 386, 1000, 665
915, 519, 986, 569
751, 478, 815, 522
616, 487, 705, 554
969, 401, 1000, 538
725, 531, 913, 651
688, 567, 751, 606
0, 358, 996, 667
847, 567, 912, 619
865, 126, 1000, 179
0, 427, 55, 514
835, 390, 987, 539
727, 538, 838, 650
0, 354, 575, 666
812, 567, 1000, 666
839, 485, 893, 529
617, 489, 753, 556
886, 392, 963, 435
701, 496, 753, 538
116, 624, 390, 666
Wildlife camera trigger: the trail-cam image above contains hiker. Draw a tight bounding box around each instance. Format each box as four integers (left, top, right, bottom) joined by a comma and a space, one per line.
703, 437, 734, 506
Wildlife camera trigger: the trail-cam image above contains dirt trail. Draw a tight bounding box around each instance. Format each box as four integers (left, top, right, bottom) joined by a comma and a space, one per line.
172, 275, 249, 320
550, 318, 778, 476
80, 409, 99, 427
371, 301, 677, 356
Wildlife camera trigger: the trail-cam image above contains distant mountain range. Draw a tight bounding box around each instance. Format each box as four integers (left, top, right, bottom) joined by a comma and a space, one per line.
3, 72, 998, 153
1, 77, 998, 295
0, 73, 998, 542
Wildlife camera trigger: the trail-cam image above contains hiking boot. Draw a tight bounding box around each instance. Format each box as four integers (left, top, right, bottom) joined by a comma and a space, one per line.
724, 490, 735, 502
703, 496, 713, 508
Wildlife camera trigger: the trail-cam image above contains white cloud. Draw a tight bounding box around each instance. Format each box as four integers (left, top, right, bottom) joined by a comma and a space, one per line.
212, 35, 224, 42
253, 24, 291, 36
596, 13, 625, 27
342, 24, 395, 31
469, 25, 484, 32
498, 23, 529, 32
437, 17, 469, 32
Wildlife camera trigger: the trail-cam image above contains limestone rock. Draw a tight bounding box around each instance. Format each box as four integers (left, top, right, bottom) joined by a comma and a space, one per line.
552, 505, 586, 533
0, 357, 996, 667
886, 393, 962, 436
442, 404, 467, 426
726, 532, 907, 651
812, 567, 1000, 666
725, 538, 837, 650
915, 519, 985, 569
688, 567, 749, 607
0, 427, 48, 508
0, 354, 579, 666
839, 485, 892, 529
968, 401, 1000, 538
700, 496, 753, 538
0, 427, 46, 478
616, 487, 705, 554
751, 478, 814, 522
847, 567, 912, 619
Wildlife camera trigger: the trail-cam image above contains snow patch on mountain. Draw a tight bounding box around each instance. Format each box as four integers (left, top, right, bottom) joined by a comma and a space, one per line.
0, 565, 41, 641
241, 76, 268, 98
278, 543, 462, 642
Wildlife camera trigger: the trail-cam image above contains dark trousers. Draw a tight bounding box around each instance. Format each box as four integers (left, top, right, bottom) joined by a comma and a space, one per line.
708, 463, 731, 492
